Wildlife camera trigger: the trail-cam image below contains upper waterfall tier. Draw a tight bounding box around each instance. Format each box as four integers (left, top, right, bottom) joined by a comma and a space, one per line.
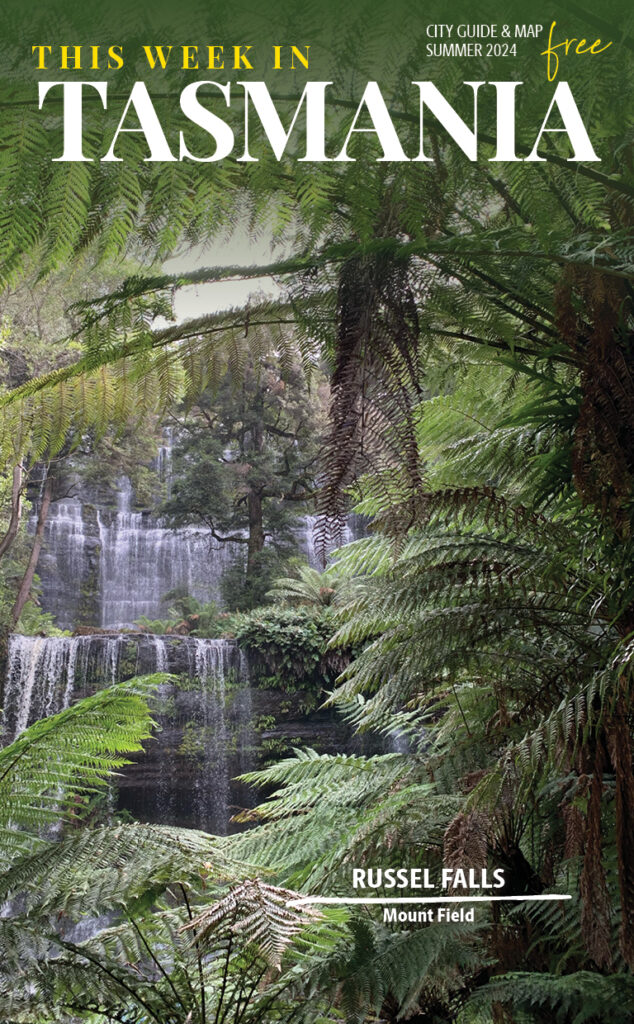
37, 481, 246, 629
97, 504, 241, 628
35, 424, 369, 630
37, 490, 365, 630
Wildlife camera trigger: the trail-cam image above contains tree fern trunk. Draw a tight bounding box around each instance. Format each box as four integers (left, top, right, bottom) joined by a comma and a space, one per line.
607, 685, 634, 969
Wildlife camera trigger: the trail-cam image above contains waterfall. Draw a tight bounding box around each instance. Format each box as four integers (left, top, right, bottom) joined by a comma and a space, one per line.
388, 729, 411, 754
119, 636, 253, 834
11, 433, 370, 838
193, 639, 232, 835
97, 509, 241, 627
97, 475, 243, 628
37, 469, 367, 631
151, 634, 169, 671
300, 514, 369, 568
35, 466, 244, 630
157, 426, 173, 499
236, 650, 253, 775
2, 633, 252, 834
2, 634, 130, 741
38, 500, 94, 629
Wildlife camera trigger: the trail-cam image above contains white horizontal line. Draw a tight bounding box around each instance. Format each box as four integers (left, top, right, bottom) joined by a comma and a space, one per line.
288, 894, 571, 906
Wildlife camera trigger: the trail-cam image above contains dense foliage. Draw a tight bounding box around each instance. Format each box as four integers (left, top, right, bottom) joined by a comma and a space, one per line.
234, 604, 348, 692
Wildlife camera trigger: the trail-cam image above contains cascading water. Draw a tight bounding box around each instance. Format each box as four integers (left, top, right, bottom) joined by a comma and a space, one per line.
95, 475, 244, 628
300, 513, 369, 568
38, 500, 99, 630
2, 633, 134, 740
37, 461, 366, 629
12, 435, 366, 835
97, 508, 241, 627
36, 451, 245, 629
119, 635, 254, 834
3, 633, 138, 741
157, 426, 173, 499
2, 633, 253, 833
193, 640, 231, 833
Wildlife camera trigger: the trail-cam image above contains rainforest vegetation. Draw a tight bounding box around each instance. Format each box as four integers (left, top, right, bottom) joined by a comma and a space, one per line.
0, 0, 633, 1021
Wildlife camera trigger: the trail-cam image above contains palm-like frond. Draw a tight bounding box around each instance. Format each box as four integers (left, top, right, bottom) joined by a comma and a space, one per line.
0, 297, 319, 467
469, 970, 634, 1024
267, 564, 343, 607
230, 750, 457, 894
0, 677, 159, 861
313, 917, 486, 1024
183, 878, 322, 969
0, 822, 236, 915
329, 487, 618, 719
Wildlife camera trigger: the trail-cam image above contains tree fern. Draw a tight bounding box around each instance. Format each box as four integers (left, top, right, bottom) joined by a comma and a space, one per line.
229, 749, 457, 895
184, 878, 323, 969
314, 917, 486, 1024
267, 565, 344, 607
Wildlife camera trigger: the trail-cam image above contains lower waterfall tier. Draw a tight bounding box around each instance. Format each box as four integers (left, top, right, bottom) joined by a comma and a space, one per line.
1, 633, 354, 834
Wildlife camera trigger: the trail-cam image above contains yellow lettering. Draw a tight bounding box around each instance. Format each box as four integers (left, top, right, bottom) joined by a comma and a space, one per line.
108, 45, 124, 70
233, 44, 253, 69
590, 38, 613, 55
542, 20, 613, 81
143, 45, 173, 69
60, 45, 82, 70
32, 45, 52, 70
182, 45, 198, 69
541, 22, 560, 81
207, 45, 224, 69
290, 45, 309, 69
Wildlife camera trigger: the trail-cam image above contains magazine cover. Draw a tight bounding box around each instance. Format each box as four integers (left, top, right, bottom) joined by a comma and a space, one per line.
0, 0, 632, 1020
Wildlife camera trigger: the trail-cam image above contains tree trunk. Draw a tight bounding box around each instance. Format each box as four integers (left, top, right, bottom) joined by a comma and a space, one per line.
0, 464, 24, 559
246, 390, 266, 582
10, 471, 53, 629
246, 489, 265, 578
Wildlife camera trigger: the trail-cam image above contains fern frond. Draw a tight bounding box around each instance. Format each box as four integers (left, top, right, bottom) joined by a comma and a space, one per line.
0, 677, 159, 860
183, 878, 322, 968
469, 970, 634, 1024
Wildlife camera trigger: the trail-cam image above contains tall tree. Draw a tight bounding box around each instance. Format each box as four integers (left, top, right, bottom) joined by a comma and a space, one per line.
162, 354, 327, 607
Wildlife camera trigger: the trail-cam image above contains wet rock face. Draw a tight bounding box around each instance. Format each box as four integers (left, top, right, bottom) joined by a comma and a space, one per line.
2, 634, 248, 834
117, 684, 361, 834
119, 674, 254, 836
